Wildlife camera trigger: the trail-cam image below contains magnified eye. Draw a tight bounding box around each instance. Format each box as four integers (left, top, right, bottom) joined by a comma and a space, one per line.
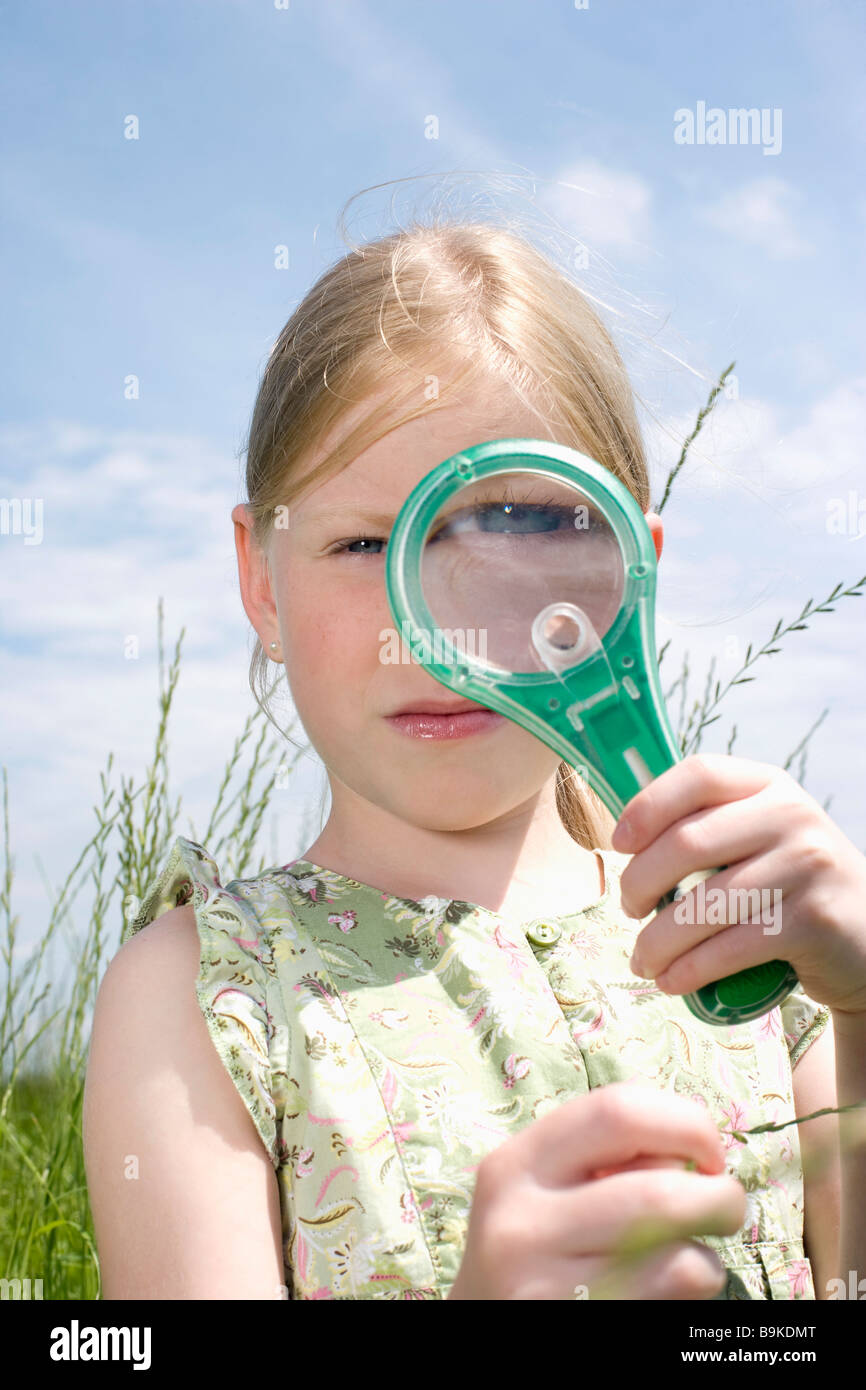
429, 501, 583, 542
475, 502, 571, 533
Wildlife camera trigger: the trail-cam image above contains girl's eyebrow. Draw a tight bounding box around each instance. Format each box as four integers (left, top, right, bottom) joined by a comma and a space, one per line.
299, 486, 587, 530
298, 504, 400, 529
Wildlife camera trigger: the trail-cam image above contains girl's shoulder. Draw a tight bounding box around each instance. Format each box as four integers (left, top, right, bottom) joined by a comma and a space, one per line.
121, 835, 303, 950
118, 835, 298, 1167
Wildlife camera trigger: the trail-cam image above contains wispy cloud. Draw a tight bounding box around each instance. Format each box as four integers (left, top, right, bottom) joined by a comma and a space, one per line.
544, 158, 654, 255
695, 176, 814, 259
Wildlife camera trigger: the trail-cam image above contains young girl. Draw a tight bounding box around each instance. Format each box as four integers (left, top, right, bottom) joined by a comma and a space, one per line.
83, 220, 866, 1302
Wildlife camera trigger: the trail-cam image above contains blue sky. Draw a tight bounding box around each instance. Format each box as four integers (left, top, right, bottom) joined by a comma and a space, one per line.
2, 0, 865, 954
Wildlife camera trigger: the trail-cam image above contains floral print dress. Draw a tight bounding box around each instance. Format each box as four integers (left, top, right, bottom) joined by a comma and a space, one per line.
121, 836, 830, 1300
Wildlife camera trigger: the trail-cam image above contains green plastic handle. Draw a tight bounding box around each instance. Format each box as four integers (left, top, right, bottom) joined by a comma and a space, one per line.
384, 438, 799, 1027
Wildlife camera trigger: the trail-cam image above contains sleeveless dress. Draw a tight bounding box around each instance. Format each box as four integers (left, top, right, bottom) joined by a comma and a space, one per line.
120, 835, 830, 1301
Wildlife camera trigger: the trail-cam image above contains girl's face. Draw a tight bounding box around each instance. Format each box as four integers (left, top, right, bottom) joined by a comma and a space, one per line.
233, 378, 663, 836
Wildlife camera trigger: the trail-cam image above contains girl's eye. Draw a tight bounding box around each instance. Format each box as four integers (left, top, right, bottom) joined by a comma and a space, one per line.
331, 535, 385, 556
429, 501, 593, 541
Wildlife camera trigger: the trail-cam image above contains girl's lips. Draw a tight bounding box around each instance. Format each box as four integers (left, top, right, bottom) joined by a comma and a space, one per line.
384, 709, 506, 739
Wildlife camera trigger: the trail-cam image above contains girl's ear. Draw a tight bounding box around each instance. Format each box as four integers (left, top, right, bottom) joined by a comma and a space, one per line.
232, 502, 279, 638
644, 510, 664, 563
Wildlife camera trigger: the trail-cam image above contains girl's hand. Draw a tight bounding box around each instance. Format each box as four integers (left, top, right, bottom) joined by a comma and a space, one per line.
613, 753, 866, 1018
447, 1082, 746, 1300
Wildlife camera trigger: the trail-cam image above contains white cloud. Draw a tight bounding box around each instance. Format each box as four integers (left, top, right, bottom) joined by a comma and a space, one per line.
695, 176, 814, 259
543, 158, 654, 256
642, 376, 866, 512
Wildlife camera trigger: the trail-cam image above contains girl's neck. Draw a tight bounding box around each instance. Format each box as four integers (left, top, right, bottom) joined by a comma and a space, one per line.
299, 785, 608, 924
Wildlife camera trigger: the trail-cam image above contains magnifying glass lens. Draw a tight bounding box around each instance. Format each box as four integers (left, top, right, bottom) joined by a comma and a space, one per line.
420, 471, 624, 673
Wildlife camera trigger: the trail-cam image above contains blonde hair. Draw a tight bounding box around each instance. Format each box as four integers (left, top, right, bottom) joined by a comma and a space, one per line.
241, 216, 651, 851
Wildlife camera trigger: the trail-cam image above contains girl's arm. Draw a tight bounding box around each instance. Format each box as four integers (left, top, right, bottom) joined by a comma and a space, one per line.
792, 1015, 842, 1298
612, 753, 866, 1300
83, 907, 286, 1299
827, 1009, 866, 1292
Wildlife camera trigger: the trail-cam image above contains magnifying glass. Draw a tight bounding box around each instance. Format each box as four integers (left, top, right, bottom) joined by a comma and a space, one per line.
384, 438, 799, 1027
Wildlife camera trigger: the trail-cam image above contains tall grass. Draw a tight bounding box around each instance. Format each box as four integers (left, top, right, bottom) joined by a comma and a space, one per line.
0, 610, 311, 1299
1, 366, 863, 1299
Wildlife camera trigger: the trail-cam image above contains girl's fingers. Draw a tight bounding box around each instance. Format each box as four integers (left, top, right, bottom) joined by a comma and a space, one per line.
625, 845, 795, 989
585, 1239, 728, 1301
523, 1084, 727, 1189
543, 1168, 747, 1256
628, 849, 794, 986
637, 920, 789, 997
613, 754, 778, 858
625, 845, 800, 989
618, 788, 788, 921
591, 1155, 689, 1179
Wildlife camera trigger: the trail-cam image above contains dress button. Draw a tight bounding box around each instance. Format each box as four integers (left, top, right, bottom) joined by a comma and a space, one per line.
526, 920, 561, 947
